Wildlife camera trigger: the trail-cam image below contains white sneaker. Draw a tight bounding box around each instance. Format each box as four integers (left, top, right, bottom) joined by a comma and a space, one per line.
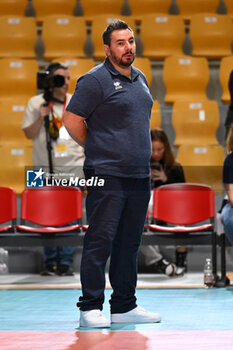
175, 266, 186, 276
111, 306, 161, 324
79, 309, 111, 328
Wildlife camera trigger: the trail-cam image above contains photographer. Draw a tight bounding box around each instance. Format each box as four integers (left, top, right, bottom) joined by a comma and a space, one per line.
22, 62, 84, 276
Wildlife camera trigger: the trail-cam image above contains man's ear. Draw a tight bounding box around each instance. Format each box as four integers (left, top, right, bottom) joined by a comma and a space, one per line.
103, 44, 110, 57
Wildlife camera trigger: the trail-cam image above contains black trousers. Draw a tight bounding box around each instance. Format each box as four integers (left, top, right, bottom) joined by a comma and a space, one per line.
77, 171, 150, 313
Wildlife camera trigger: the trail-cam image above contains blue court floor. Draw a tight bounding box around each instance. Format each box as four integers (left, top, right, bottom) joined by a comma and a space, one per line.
1, 285, 233, 349
1, 288, 233, 331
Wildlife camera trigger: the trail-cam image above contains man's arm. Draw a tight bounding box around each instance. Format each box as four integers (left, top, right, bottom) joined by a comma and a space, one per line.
63, 110, 87, 147
224, 183, 233, 206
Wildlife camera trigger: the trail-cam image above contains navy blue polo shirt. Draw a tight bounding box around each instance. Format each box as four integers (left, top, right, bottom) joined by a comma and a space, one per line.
66, 58, 153, 178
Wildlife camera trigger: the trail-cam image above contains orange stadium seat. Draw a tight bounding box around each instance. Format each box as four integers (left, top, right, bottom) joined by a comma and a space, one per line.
128, 0, 172, 16
0, 16, 37, 58
0, 99, 28, 113
133, 57, 152, 87
32, 0, 76, 24
91, 15, 136, 60
0, 0, 27, 16
80, 0, 124, 16
176, 0, 220, 23
172, 100, 220, 147
0, 143, 33, 195
42, 15, 87, 60
176, 144, 225, 193
189, 13, 233, 59
163, 55, 210, 105
150, 101, 161, 129
224, 0, 233, 18
219, 56, 233, 104
0, 58, 38, 103
140, 14, 185, 60
52, 57, 95, 94
0, 110, 32, 146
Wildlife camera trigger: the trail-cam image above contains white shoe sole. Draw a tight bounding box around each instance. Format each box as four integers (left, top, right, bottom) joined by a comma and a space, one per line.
111, 313, 161, 324
79, 321, 111, 328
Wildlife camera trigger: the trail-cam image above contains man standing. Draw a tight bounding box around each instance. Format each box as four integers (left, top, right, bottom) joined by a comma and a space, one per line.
63, 20, 161, 328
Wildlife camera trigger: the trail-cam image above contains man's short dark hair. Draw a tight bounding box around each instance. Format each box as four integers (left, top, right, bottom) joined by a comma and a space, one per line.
102, 19, 133, 46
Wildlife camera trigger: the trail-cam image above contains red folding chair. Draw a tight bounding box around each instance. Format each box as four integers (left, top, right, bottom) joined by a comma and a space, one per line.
17, 186, 82, 233
0, 186, 17, 232
147, 183, 218, 283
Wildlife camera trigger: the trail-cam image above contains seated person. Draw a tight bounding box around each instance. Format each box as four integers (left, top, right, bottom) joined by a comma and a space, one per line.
221, 123, 233, 245
138, 128, 187, 276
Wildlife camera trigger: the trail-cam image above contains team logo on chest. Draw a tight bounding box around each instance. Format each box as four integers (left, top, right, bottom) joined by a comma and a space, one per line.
113, 81, 123, 90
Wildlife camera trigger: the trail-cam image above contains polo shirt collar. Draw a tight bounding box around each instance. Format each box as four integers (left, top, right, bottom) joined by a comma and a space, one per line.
104, 57, 139, 81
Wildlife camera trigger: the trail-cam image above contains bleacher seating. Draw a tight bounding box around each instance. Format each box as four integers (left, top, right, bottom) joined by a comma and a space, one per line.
0, 16, 37, 59
189, 13, 233, 59
140, 14, 185, 60
0, 99, 28, 113
219, 56, 233, 104
0, 0, 27, 16
0, 110, 32, 146
0, 58, 38, 103
172, 100, 220, 147
80, 0, 124, 17
32, 0, 76, 24
176, 144, 225, 193
224, 0, 233, 18
41, 15, 87, 60
150, 101, 161, 129
128, 0, 172, 16
176, 0, 220, 23
0, 143, 33, 195
163, 55, 210, 104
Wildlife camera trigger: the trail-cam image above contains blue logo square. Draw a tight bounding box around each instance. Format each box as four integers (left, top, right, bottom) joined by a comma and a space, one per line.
26, 169, 45, 188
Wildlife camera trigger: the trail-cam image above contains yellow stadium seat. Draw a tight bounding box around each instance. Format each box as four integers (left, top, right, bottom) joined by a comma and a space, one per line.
0, 58, 38, 102
0, 0, 27, 16
52, 57, 95, 94
91, 15, 136, 60
42, 15, 87, 60
172, 100, 219, 147
0, 99, 28, 113
32, 0, 76, 24
176, 144, 225, 193
133, 57, 152, 86
128, 0, 172, 16
140, 14, 185, 60
0, 143, 33, 195
189, 14, 233, 59
0, 110, 32, 145
163, 55, 210, 105
224, 0, 233, 18
150, 101, 161, 129
176, 0, 219, 23
80, 0, 124, 16
219, 56, 233, 104
0, 16, 37, 58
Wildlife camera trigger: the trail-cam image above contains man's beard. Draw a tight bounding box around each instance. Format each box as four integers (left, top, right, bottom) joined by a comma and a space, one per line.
110, 50, 135, 67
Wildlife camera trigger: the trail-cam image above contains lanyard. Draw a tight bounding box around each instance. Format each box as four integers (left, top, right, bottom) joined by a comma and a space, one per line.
48, 96, 67, 131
